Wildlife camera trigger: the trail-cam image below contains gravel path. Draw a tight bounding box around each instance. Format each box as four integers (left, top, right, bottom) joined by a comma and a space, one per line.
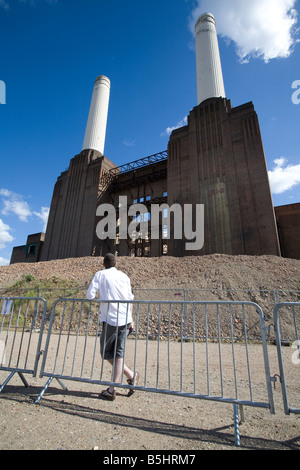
0, 338, 299, 450
0, 254, 299, 451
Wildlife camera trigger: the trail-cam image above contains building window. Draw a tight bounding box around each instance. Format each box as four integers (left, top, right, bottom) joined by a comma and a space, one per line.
26, 244, 37, 256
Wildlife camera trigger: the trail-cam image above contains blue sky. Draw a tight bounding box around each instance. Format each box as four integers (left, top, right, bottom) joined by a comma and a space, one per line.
0, 0, 299, 265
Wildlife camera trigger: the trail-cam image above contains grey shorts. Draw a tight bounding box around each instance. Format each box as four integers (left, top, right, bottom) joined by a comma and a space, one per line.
100, 322, 130, 360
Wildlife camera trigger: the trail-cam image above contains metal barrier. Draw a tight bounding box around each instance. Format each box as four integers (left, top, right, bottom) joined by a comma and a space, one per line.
2, 295, 300, 447
0, 296, 47, 392
274, 302, 300, 415
34, 298, 275, 446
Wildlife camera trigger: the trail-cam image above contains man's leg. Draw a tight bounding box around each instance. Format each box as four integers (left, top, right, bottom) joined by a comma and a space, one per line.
107, 358, 134, 394
100, 324, 139, 399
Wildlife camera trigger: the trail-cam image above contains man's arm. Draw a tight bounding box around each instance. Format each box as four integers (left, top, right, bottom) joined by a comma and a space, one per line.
86, 273, 99, 300
127, 278, 134, 315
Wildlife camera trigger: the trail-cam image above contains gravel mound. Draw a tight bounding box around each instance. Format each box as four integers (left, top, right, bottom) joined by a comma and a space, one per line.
0, 254, 299, 293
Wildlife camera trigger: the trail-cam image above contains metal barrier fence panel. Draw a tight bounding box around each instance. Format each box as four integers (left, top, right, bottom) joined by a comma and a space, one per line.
133, 288, 186, 301
2, 294, 299, 446
35, 298, 275, 445
0, 297, 47, 392
186, 289, 300, 341
1, 285, 299, 341
274, 302, 300, 415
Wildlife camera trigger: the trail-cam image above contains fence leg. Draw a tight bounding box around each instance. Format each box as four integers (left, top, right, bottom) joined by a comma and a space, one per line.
233, 403, 241, 447
56, 377, 68, 391
34, 377, 68, 405
0, 371, 30, 393
239, 404, 245, 423
0, 371, 16, 393
18, 372, 29, 388
34, 377, 54, 405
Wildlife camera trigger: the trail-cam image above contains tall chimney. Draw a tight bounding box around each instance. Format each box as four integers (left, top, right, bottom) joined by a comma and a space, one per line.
82, 75, 110, 155
195, 13, 226, 105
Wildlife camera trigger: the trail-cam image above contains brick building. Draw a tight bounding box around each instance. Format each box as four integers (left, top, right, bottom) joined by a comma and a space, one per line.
10, 13, 299, 263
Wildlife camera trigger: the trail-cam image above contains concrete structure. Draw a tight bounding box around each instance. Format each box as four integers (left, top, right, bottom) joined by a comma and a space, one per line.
195, 13, 226, 105
10, 233, 45, 264
10, 13, 299, 264
167, 97, 280, 257
275, 203, 300, 259
82, 75, 110, 155
92, 152, 168, 257
40, 149, 117, 261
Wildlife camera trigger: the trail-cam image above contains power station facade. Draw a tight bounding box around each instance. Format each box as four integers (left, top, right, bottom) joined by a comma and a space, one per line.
11, 13, 299, 264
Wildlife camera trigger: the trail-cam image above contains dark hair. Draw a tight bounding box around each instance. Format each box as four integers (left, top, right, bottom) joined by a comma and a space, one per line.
103, 253, 116, 269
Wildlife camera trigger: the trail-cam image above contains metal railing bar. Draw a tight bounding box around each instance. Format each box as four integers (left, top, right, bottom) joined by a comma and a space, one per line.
81, 300, 92, 379
156, 303, 161, 389
62, 300, 75, 376
180, 303, 184, 393
192, 303, 196, 395
9, 300, 23, 369
23, 299, 35, 371
229, 304, 238, 400
52, 300, 67, 375
216, 304, 224, 398
242, 303, 253, 402
71, 300, 83, 377
90, 303, 101, 380
16, 299, 29, 369
167, 303, 172, 391
132, 303, 139, 390
144, 303, 150, 388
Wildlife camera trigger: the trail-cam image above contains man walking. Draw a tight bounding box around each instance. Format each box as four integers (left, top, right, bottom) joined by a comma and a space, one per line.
86, 253, 139, 400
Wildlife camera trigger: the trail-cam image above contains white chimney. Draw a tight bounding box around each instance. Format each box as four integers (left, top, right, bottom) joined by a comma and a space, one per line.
82, 75, 110, 155
195, 13, 226, 105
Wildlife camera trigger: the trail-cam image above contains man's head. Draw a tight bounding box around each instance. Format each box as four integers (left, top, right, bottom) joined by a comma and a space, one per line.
103, 253, 116, 269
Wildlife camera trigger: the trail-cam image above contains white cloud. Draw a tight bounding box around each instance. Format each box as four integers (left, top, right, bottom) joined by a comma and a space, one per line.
0, 256, 10, 266
0, 190, 31, 222
19, 0, 58, 5
0, 189, 49, 229
161, 116, 188, 137
33, 206, 49, 232
268, 157, 300, 194
123, 139, 136, 147
190, 0, 299, 62
0, 0, 57, 8
0, 0, 9, 10
0, 218, 14, 250
2, 199, 31, 222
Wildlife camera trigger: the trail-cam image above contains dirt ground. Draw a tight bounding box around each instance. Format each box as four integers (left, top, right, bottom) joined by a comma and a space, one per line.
0, 254, 300, 451
0, 337, 299, 451
1, 254, 300, 296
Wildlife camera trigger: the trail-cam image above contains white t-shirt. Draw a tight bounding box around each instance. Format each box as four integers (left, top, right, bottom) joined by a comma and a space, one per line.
86, 267, 134, 326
